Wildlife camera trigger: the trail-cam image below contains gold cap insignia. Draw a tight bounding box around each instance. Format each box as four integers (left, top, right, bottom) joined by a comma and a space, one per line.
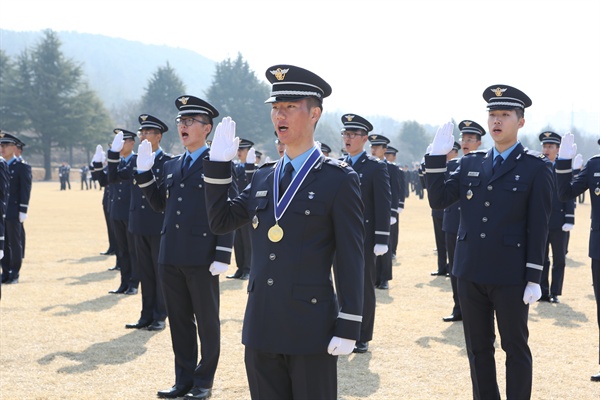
270, 68, 290, 81
178, 96, 189, 105
115, 130, 123, 134
0, 133, 4, 138
370, 135, 378, 140
544, 132, 551, 137
345, 115, 355, 122
140, 115, 148, 121
464, 121, 472, 126
492, 87, 507, 97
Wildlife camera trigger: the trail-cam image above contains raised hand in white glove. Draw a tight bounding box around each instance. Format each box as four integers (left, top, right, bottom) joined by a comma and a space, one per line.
390, 217, 397, 225
430, 121, 455, 156
562, 223, 574, 232
425, 144, 433, 155
573, 154, 583, 170
246, 147, 256, 164
374, 244, 388, 256
523, 282, 542, 305
111, 131, 124, 153
209, 261, 229, 276
136, 139, 155, 172
558, 132, 576, 160
0, 250, 3, 260
92, 144, 104, 163
19, 212, 27, 223
210, 116, 239, 162
398, 208, 404, 214
327, 336, 356, 356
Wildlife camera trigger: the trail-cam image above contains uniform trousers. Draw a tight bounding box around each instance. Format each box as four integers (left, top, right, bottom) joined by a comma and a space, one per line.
360, 248, 377, 342
1, 219, 23, 281
592, 258, 600, 364
233, 223, 252, 274
133, 233, 166, 322
244, 347, 337, 400
458, 279, 532, 400
103, 207, 116, 254
390, 218, 399, 257
111, 219, 137, 290
375, 250, 393, 283
432, 214, 447, 273
541, 229, 567, 296
445, 231, 460, 316
161, 264, 220, 388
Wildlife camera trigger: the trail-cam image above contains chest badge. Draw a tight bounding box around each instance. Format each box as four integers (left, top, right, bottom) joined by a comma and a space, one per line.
595, 187, 600, 196
308, 192, 315, 199
252, 215, 259, 229
466, 189, 473, 200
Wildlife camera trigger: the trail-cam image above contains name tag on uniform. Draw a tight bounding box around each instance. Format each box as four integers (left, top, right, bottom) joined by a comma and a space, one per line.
594, 173, 600, 177
468, 171, 480, 177
167, 173, 173, 179
256, 190, 268, 197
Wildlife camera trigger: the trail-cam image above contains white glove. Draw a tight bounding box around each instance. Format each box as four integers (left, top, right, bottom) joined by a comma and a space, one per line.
430, 121, 455, 156
246, 147, 256, 164
573, 154, 583, 170
374, 244, 388, 256
111, 131, 124, 153
523, 282, 542, 305
209, 261, 229, 276
390, 217, 397, 225
136, 140, 155, 172
398, 208, 404, 214
327, 336, 356, 356
210, 116, 239, 162
92, 144, 104, 163
0, 250, 4, 260
19, 212, 27, 223
562, 223, 574, 232
425, 144, 433, 155
558, 132, 576, 160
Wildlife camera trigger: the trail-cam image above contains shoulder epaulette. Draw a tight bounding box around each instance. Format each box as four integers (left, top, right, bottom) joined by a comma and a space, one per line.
589, 154, 600, 160
258, 161, 277, 169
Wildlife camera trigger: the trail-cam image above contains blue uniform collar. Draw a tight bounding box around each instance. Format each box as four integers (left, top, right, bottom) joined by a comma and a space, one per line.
185, 145, 208, 165
7, 156, 16, 165
347, 151, 365, 165
493, 141, 520, 163
282, 144, 319, 179
123, 152, 135, 163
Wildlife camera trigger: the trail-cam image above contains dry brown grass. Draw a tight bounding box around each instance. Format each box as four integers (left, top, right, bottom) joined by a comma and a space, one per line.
1, 181, 599, 399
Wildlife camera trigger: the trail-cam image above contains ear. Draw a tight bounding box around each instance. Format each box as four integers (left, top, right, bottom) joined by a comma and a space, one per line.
311, 106, 321, 122
518, 117, 525, 129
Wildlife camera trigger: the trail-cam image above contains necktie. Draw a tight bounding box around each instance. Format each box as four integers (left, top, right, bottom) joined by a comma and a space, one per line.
182, 155, 192, 176
279, 162, 294, 198
347, 157, 353, 167
493, 155, 503, 175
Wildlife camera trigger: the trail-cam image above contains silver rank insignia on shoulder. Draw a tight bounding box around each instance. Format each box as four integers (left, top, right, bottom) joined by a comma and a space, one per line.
595, 187, 600, 196
308, 192, 315, 199
252, 215, 259, 229
466, 189, 473, 200
515, 175, 520, 181
256, 190, 268, 198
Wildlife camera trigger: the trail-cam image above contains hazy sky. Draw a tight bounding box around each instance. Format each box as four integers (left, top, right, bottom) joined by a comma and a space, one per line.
1, 0, 599, 135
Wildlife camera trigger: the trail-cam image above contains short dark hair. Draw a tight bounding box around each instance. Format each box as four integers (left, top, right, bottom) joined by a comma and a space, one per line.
515, 108, 524, 119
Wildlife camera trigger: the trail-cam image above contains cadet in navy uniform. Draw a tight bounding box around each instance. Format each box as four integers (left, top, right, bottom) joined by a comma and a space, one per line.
538, 131, 574, 304
320, 142, 332, 157
369, 134, 399, 290
0, 133, 31, 285
203, 65, 364, 400
105, 129, 139, 295
341, 114, 391, 353
227, 138, 255, 280
91, 148, 117, 259
120, 114, 173, 331
0, 154, 9, 297
134, 96, 234, 400
424, 85, 553, 399
554, 133, 600, 381
442, 120, 486, 322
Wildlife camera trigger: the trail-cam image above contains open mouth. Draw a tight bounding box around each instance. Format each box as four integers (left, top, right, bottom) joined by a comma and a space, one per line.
180, 132, 189, 140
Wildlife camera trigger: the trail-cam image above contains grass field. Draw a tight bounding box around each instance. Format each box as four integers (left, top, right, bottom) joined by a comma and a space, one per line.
1, 181, 599, 399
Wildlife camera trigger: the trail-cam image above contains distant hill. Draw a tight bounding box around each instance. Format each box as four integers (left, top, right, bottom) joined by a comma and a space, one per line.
0, 29, 216, 109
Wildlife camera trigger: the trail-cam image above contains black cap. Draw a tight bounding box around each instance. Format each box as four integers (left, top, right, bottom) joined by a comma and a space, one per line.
385, 146, 398, 155
452, 142, 461, 151
0, 132, 20, 145
320, 143, 332, 154
538, 131, 561, 145
483, 85, 532, 110
459, 120, 486, 137
254, 150, 263, 157
368, 134, 390, 146
138, 114, 169, 133
341, 114, 373, 133
175, 95, 219, 119
265, 64, 332, 103
113, 128, 137, 140
239, 138, 254, 149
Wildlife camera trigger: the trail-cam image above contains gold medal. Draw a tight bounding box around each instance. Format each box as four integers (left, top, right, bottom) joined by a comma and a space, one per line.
466, 189, 473, 200
268, 223, 284, 242
252, 215, 259, 229
595, 187, 600, 196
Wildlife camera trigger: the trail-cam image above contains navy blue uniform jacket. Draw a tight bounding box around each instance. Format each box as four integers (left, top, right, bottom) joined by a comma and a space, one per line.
203, 155, 365, 355
425, 143, 553, 285
106, 150, 136, 221
6, 159, 31, 220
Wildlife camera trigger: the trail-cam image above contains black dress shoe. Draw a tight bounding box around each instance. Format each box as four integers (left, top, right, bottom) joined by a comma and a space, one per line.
100, 250, 115, 255
240, 272, 250, 280
5, 278, 19, 284
184, 387, 212, 399
353, 341, 369, 354
538, 294, 551, 302
226, 269, 243, 279
591, 372, 600, 382
549, 295, 560, 303
157, 384, 193, 399
125, 320, 152, 329
430, 270, 448, 276
147, 320, 166, 331
109, 285, 127, 294
377, 280, 389, 290
124, 287, 138, 295
108, 265, 120, 271
442, 314, 462, 322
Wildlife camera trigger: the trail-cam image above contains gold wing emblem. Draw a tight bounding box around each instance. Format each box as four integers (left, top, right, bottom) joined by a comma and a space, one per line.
178, 96, 189, 105
270, 68, 290, 81
492, 87, 507, 97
